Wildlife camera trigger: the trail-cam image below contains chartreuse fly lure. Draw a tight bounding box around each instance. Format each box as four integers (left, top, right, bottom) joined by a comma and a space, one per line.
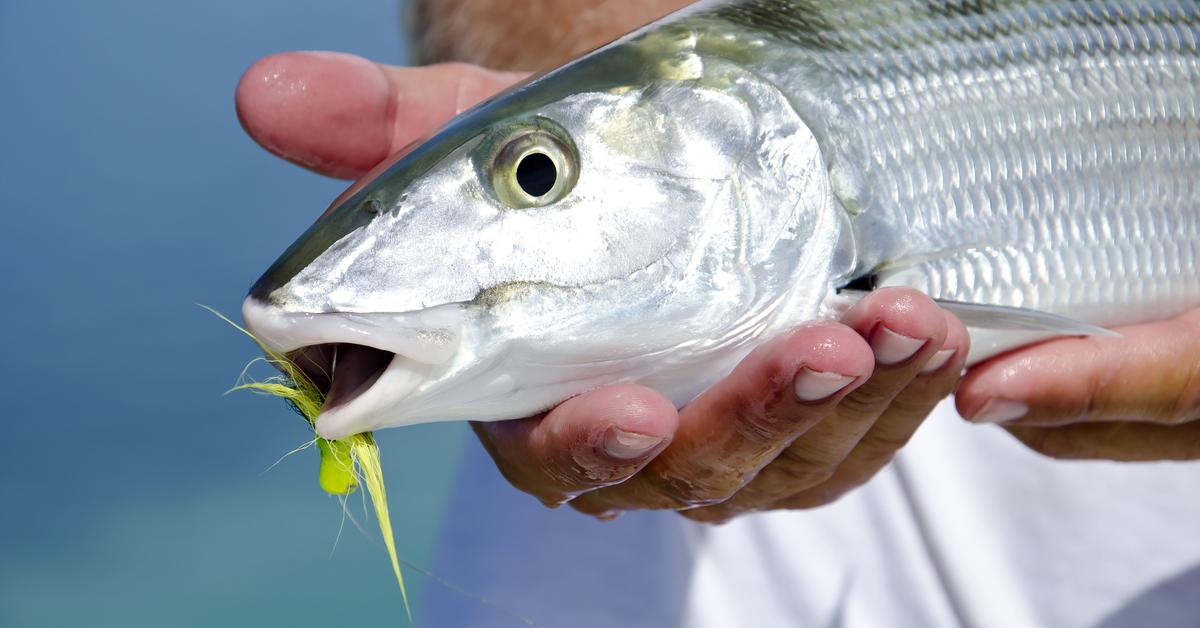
207, 307, 408, 616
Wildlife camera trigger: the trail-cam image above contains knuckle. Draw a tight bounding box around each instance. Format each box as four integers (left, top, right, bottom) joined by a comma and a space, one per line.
925, 367, 966, 397
641, 462, 744, 509
876, 286, 926, 308
577, 461, 640, 487
540, 459, 597, 490
528, 458, 627, 500
837, 387, 896, 417
771, 449, 836, 489
660, 475, 740, 507
862, 426, 915, 454
880, 393, 942, 423
730, 393, 796, 446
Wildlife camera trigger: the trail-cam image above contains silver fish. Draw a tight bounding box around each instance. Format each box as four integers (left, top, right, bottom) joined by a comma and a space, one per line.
243, 0, 1200, 440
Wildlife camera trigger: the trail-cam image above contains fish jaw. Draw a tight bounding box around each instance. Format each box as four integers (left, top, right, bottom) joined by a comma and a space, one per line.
241, 296, 464, 439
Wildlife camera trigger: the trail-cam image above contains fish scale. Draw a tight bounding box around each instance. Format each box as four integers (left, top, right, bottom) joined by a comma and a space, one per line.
729, 1, 1200, 332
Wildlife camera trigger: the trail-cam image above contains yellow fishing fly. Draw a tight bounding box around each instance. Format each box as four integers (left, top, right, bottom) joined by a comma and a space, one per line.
205, 307, 409, 615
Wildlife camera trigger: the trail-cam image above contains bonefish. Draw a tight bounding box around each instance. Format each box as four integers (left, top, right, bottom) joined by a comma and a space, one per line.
243, 0, 1200, 443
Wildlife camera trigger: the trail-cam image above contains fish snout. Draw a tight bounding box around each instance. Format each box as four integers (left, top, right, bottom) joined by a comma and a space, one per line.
241, 297, 462, 365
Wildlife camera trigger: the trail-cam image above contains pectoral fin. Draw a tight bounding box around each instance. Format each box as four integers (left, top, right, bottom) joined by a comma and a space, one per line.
927, 299, 1119, 337
829, 288, 1120, 365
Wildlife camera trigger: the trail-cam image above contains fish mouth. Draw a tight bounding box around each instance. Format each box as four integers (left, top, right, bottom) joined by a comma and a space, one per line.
286, 343, 395, 415
242, 297, 461, 439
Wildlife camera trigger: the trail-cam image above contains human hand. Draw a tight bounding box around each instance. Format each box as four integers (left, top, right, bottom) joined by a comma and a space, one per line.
957, 309, 1200, 461
236, 52, 970, 522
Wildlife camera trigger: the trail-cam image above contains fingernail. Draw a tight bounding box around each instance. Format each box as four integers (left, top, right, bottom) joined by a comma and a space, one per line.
871, 326, 926, 365
604, 428, 665, 460
596, 511, 622, 522
794, 368, 856, 401
920, 348, 956, 374
970, 399, 1029, 424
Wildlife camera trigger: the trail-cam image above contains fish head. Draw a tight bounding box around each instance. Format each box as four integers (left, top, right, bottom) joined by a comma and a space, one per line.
244, 25, 846, 439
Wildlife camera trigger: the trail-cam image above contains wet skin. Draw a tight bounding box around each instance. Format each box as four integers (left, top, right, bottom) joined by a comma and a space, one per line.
236, 41, 1200, 520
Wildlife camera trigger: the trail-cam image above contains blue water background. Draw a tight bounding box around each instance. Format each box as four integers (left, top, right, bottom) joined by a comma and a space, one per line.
0, 2, 471, 625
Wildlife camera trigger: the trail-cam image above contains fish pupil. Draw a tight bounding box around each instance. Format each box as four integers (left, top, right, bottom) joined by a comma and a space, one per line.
515, 152, 557, 198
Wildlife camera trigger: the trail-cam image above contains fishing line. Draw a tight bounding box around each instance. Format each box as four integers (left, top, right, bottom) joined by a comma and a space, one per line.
335, 501, 547, 628
331, 493, 350, 559
261, 439, 318, 475
399, 559, 547, 628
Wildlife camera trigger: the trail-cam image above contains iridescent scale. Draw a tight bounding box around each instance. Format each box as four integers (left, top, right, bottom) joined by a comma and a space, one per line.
727, 0, 1200, 326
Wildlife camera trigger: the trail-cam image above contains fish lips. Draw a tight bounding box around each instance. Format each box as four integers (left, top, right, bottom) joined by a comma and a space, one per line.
241, 297, 462, 439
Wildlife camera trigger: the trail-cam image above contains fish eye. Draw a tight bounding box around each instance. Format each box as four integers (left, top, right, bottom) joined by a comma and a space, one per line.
515, 152, 557, 197
488, 125, 578, 208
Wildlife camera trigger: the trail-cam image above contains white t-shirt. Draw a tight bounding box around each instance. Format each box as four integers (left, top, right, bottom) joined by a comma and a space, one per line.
423, 400, 1200, 628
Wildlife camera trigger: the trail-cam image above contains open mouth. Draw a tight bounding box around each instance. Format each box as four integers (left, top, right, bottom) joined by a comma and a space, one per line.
287, 343, 396, 413
242, 297, 464, 438
282, 339, 434, 439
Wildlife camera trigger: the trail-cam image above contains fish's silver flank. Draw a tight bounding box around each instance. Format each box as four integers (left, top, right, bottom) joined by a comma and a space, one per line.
244, 0, 1200, 439
723, 0, 1200, 357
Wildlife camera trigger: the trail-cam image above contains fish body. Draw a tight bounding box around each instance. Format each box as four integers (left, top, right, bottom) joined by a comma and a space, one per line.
244, 0, 1200, 439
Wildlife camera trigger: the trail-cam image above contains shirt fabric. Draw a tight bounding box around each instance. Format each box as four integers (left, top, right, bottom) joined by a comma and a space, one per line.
423, 399, 1200, 628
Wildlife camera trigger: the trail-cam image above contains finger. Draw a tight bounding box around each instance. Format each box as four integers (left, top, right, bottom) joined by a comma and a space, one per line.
763, 288, 948, 485
472, 385, 677, 507
236, 51, 523, 179
1006, 421, 1200, 461
683, 288, 950, 521
572, 322, 875, 514
957, 309, 1200, 427
777, 308, 969, 509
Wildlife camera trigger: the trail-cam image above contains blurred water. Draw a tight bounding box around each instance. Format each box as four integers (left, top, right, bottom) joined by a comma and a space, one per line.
0, 1, 470, 626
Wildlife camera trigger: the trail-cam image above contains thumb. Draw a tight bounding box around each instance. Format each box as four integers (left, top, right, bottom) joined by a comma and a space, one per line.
956, 309, 1200, 427
236, 51, 522, 179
